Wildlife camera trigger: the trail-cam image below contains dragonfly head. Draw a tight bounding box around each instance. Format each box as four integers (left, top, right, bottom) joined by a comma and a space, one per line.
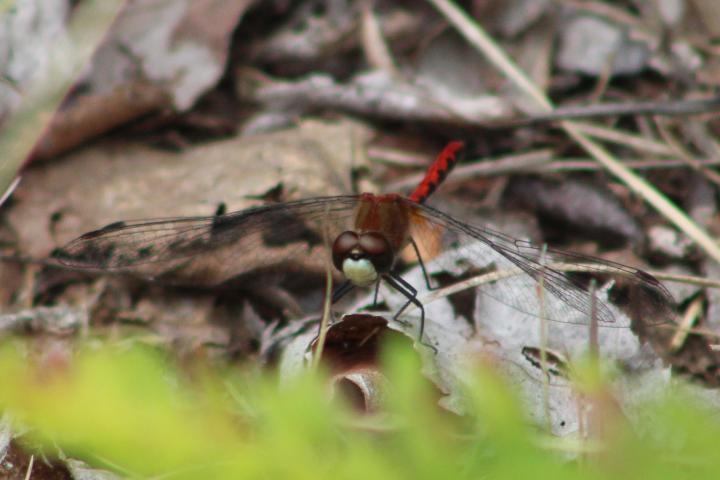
332, 231, 394, 287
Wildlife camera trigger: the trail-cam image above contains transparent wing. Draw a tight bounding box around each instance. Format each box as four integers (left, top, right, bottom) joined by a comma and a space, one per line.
55, 196, 360, 285
403, 199, 677, 328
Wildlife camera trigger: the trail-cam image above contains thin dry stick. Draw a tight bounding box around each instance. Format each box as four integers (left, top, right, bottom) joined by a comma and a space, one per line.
425, 0, 720, 264
537, 246, 552, 432
495, 96, 720, 126
636, 271, 720, 289
23, 455, 34, 480
654, 118, 720, 186
0, 176, 20, 209
360, 0, 398, 74
588, 279, 599, 358
542, 157, 720, 172
313, 204, 335, 369
570, 122, 675, 156
669, 296, 704, 353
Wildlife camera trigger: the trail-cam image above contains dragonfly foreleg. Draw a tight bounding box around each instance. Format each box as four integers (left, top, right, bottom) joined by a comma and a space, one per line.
331, 280, 355, 304
384, 273, 436, 353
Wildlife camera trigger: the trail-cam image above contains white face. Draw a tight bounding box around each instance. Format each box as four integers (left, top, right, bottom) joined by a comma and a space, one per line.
342, 257, 378, 287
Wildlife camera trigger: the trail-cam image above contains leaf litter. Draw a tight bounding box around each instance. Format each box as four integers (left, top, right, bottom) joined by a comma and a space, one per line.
2, 0, 720, 475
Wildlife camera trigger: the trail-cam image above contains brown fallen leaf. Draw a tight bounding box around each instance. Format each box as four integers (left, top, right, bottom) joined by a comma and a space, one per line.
32, 82, 171, 161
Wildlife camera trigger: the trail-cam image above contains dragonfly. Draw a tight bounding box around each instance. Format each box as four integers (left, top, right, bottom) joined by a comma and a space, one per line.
54, 142, 677, 344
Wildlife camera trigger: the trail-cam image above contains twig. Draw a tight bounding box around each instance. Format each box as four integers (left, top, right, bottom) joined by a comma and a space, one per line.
425, 0, 720, 264
647, 272, 720, 289
0, 414, 10, 465
313, 204, 335, 369
395, 150, 720, 183
654, 118, 720, 186
491, 96, 720, 127
588, 280, 599, 358
669, 296, 704, 353
23, 455, 34, 480
540, 157, 720, 172
0, 176, 20, 209
382, 152, 720, 184
237, 68, 511, 125
568, 122, 674, 156
537, 246, 551, 432
360, 0, 398, 75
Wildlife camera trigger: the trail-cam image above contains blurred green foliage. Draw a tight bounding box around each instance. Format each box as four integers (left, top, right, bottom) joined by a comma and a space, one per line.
0, 339, 718, 479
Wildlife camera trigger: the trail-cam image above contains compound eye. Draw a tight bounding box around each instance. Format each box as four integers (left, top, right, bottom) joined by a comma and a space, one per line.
359, 232, 394, 273
332, 231, 359, 271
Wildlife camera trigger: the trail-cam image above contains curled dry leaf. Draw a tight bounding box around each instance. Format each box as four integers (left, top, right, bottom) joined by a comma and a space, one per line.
32, 82, 171, 161
372, 285, 474, 414
334, 368, 391, 413
311, 314, 395, 374
312, 314, 398, 412
280, 313, 444, 414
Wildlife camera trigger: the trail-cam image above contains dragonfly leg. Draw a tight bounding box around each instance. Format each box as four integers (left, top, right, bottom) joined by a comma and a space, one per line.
384, 273, 437, 354
409, 236, 436, 292
332, 280, 355, 304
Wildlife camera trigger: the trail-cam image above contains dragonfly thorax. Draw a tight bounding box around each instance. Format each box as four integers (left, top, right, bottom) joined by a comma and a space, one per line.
332, 231, 394, 287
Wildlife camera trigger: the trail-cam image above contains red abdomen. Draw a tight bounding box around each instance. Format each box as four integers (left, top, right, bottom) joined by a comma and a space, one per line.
408, 141, 464, 204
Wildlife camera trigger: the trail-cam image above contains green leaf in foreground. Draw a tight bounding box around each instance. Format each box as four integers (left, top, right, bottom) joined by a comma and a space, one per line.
1, 340, 720, 479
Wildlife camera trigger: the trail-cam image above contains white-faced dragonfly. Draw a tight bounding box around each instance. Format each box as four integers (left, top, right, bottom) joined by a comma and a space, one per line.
54, 142, 677, 344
